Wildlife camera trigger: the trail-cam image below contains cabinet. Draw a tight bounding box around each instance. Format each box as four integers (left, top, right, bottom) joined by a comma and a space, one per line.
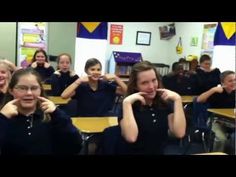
109, 51, 142, 82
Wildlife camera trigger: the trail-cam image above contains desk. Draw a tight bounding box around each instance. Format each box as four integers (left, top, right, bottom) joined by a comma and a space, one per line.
72, 117, 118, 133
181, 95, 196, 104
42, 84, 51, 91
72, 117, 118, 154
48, 96, 71, 105
207, 108, 235, 155
194, 152, 227, 155
207, 109, 235, 121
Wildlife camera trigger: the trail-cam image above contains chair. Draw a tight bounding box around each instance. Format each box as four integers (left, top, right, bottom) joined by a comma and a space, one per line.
97, 125, 128, 155
152, 63, 170, 76
182, 98, 215, 154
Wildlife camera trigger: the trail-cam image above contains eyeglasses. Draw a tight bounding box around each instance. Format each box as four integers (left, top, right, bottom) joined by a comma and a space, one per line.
14, 85, 40, 93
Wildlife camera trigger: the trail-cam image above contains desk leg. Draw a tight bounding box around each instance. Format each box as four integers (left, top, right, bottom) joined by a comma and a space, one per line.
80, 133, 94, 155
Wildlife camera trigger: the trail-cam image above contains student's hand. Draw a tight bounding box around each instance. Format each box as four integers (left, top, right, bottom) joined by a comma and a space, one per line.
157, 88, 181, 102
78, 76, 89, 83
54, 70, 61, 76
212, 85, 224, 93
38, 96, 56, 113
31, 61, 38, 68
100, 74, 116, 81
0, 99, 19, 119
69, 70, 76, 77
123, 92, 147, 105
44, 62, 50, 68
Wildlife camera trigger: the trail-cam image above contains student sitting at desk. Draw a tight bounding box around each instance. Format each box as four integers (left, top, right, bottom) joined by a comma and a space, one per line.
50, 53, 79, 96
61, 58, 127, 117
0, 61, 12, 102
195, 54, 221, 94
197, 70, 235, 153
0, 68, 82, 155
162, 62, 198, 95
120, 61, 186, 154
29, 49, 55, 83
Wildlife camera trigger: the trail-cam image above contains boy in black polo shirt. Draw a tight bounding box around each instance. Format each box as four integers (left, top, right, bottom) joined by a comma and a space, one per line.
197, 70, 235, 153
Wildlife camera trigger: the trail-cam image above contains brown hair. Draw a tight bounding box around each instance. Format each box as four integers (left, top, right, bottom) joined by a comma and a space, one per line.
220, 70, 235, 83
0, 68, 50, 122
56, 53, 72, 69
127, 61, 167, 108
84, 58, 102, 73
32, 49, 48, 63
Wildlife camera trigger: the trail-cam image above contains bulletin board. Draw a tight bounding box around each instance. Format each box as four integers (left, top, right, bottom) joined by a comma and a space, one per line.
17, 22, 48, 68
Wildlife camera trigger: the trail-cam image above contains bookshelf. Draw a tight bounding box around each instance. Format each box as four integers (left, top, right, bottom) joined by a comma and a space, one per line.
109, 51, 142, 82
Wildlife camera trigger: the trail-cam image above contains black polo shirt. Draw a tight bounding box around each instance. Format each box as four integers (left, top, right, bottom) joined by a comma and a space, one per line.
208, 89, 235, 108
50, 71, 79, 96
196, 68, 221, 94
119, 102, 173, 154
74, 80, 117, 116
30, 64, 55, 82
0, 108, 82, 155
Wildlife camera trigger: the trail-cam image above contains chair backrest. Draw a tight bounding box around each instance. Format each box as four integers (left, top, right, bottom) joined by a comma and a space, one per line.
152, 63, 170, 76
192, 97, 210, 129
97, 125, 128, 155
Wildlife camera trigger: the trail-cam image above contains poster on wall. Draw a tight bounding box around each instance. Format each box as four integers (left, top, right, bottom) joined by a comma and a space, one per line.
201, 23, 217, 57
110, 24, 123, 45
17, 22, 47, 68
159, 23, 176, 40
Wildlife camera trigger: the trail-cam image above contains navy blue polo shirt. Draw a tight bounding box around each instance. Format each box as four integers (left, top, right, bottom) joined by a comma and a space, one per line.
50, 71, 79, 96
119, 102, 173, 154
0, 108, 82, 155
30, 64, 55, 82
74, 80, 117, 116
208, 89, 235, 108
196, 68, 221, 94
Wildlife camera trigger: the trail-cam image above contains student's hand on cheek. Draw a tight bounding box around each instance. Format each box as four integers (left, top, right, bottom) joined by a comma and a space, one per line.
38, 96, 56, 113
124, 92, 147, 105
44, 62, 50, 68
31, 62, 37, 68
101, 74, 115, 81
0, 99, 19, 119
157, 88, 181, 101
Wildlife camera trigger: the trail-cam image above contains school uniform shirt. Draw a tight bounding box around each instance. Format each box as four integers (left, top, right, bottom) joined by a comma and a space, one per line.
50, 71, 79, 96
162, 73, 198, 95
0, 108, 82, 155
119, 102, 173, 155
195, 68, 221, 94
74, 80, 117, 116
30, 64, 55, 82
0, 92, 5, 105
207, 89, 235, 108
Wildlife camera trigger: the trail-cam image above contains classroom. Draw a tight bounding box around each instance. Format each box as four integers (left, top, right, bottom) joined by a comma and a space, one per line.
0, 22, 235, 155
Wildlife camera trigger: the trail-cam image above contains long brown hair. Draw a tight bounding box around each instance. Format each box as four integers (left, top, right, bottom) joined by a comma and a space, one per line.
31, 49, 49, 63
127, 61, 167, 108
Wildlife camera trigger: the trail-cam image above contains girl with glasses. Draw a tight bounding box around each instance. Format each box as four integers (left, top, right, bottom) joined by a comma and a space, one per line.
0, 68, 82, 155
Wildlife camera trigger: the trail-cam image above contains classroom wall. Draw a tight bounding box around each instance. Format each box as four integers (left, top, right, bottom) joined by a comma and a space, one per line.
168, 22, 217, 64
0, 22, 216, 71
0, 22, 17, 63
106, 22, 171, 65
47, 22, 77, 67
0, 22, 77, 68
